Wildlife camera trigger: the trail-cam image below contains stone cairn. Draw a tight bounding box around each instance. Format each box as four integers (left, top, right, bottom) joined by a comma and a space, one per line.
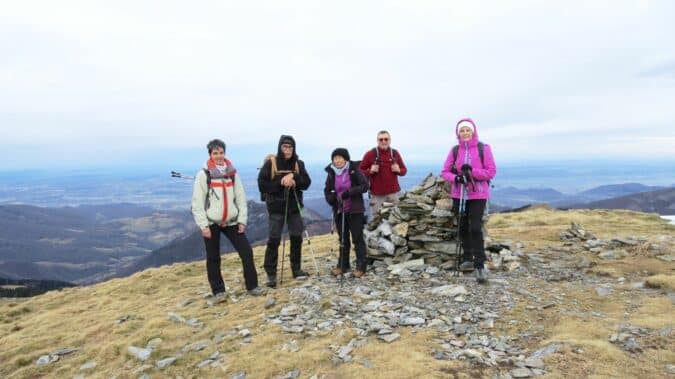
365, 174, 463, 268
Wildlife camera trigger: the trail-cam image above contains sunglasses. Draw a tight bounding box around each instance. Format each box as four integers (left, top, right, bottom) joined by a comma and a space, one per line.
378, 138, 389, 142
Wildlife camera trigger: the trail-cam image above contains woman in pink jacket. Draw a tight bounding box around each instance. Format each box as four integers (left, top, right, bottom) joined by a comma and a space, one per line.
441, 118, 497, 283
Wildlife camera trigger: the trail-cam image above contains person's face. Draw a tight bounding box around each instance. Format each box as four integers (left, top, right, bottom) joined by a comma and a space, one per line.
281, 143, 294, 159
377, 133, 390, 150
332, 155, 346, 169
459, 126, 474, 141
209, 147, 225, 165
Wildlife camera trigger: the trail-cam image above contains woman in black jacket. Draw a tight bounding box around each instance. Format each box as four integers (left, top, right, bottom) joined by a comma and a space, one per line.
324, 148, 369, 277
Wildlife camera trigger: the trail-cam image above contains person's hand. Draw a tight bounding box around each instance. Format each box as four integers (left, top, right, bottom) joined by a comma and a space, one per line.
202, 227, 212, 239
281, 173, 295, 187
391, 163, 400, 173
238, 224, 246, 234
370, 164, 379, 174
454, 176, 465, 184
341, 191, 350, 200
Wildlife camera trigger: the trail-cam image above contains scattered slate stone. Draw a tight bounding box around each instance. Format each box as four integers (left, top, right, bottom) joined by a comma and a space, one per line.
146, 338, 163, 350
186, 318, 205, 329
168, 312, 186, 324
524, 357, 545, 369
182, 339, 211, 353
79, 361, 97, 370
274, 369, 301, 379
265, 297, 277, 309
511, 367, 533, 378
402, 317, 426, 326
197, 359, 214, 368
282, 339, 301, 352
128, 346, 152, 361
230, 370, 246, 379
36, 355, 56, 365
378, 333, 401, 343
429, 285, 468, 297
156, 357, 178, 369
595, 286, 613, 297
134, 364, 153, 373
530, 343, 561, 360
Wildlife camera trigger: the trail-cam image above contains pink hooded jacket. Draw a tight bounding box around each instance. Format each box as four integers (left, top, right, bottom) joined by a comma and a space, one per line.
441, 118, 497, 200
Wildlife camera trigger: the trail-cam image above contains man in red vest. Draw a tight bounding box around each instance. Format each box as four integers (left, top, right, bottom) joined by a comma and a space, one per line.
359, 130, 408, 218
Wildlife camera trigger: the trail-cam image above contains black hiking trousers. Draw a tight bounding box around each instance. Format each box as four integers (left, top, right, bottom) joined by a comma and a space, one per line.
203, 224, 258, 294
452, 198, 487, 269
334, 211, 367, 271
263, 212, 305, 275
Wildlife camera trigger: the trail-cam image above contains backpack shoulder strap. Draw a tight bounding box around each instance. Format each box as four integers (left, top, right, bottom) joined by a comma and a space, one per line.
265, 154, 278, 180
203, 168, 211, 187
477, 142, 485, 166
452, 145, 459, 161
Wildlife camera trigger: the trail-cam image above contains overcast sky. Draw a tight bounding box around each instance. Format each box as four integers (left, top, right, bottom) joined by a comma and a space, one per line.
1, 1, 674, 169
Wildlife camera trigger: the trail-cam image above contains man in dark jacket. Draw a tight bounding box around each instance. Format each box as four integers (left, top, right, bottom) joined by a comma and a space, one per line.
324, 148, 369, 277
258, 135, 312, 288
359, 130, 407, 218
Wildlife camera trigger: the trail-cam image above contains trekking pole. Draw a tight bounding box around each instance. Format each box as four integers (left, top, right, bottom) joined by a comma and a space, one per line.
454, 177, 467, 277
279, 188, 290, 286
170, 171, 195, 180
292, 189, 320, 277
339, 201, 347, 288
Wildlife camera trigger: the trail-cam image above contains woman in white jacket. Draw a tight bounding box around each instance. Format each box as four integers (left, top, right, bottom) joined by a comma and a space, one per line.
192, 139, 265, 302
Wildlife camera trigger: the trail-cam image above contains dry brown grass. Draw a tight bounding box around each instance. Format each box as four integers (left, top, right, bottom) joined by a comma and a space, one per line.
645, 274, 675, 291
487, 208, 674, 249
0, 209, 673, 378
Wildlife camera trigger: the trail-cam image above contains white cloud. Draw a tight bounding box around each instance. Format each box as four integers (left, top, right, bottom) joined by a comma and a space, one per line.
1, 1, 674, 168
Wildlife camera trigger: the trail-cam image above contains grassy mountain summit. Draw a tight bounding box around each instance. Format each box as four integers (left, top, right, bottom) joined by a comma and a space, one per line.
1, 208, 673, 378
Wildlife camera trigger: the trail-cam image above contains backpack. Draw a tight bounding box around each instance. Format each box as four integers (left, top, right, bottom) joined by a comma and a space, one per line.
260, 154, 299, 201
452, 142, 485, 169
203, 168, 236, 210
372, 147, 398, 164
452, 142, 491, 184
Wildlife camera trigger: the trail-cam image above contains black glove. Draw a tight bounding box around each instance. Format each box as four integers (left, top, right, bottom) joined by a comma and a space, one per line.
454, 176, 465, 184
341, 191, 350, 200
461, 163, 472, 173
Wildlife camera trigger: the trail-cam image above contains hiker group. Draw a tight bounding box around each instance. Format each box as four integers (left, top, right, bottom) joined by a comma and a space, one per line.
190, 118, 497, 300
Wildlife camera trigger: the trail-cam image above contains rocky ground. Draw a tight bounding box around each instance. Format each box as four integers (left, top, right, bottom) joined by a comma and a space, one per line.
0, 209, 673, 378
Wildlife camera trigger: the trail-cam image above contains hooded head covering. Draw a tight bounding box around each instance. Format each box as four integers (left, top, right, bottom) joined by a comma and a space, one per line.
331, 147, 350, 162
277, 134, 298, 161
455, 118, 479, 143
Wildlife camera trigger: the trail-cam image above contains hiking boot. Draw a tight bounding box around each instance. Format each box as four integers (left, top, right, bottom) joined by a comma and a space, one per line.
266, 274, 277, 288
248, 286, 267, 296
353, 269, 365, 278
207, 292, 227, 306
475, 268, 488, 284
292, 269, 309, 280
459, 261, 474, 272
331, 267, 343, 277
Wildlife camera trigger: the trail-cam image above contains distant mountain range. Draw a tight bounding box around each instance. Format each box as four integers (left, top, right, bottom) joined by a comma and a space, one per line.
101, 202, 332, 282
0, 202, 332, 285
563, 187, 675, 214
491, 183, 670, 209
0, 203, 195, 284
2, 182, 671, 287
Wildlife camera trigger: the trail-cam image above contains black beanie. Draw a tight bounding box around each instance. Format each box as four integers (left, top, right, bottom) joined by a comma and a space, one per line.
331, 148, 350, 161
